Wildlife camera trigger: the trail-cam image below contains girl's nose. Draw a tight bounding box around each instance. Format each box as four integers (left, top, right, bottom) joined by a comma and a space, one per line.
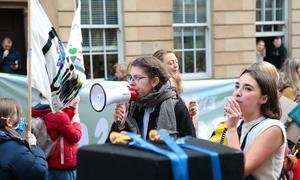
233, 88, 242, 97
173, 65, 179, 71
128, 80, 136, 87
174, 62, 179, 67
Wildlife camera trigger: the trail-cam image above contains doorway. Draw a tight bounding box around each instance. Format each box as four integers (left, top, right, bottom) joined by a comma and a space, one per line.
0, 9, 26, 75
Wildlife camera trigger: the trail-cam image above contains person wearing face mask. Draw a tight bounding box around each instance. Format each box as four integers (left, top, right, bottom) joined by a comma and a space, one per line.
109, 56, 196, 139
0, 97, 48, 180
226, 69, 286, 179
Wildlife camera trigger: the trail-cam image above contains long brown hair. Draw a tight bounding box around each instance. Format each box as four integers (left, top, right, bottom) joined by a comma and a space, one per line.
240, 69, 281, 119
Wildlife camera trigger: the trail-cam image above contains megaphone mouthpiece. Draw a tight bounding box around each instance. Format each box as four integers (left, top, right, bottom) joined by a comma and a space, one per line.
129, 87, 138, 101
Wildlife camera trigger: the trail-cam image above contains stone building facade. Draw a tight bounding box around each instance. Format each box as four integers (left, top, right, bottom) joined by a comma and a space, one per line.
2, 0, 300, 79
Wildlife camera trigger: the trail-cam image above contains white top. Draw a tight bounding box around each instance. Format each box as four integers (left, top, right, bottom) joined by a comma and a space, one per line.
142, 107, 155, 139
239, 117, 286, 180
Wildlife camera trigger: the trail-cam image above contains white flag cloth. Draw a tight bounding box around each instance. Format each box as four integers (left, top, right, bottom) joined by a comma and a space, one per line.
31, 0, 86, 112
67, 1, 86, 82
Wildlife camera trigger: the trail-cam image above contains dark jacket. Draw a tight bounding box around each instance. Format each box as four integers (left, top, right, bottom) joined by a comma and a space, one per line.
109, 99, 196, 139
265, 44, 287, 70
0, 48, 22, 74
0, 130, 48, 180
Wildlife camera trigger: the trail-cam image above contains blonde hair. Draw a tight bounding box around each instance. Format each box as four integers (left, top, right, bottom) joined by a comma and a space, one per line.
249, 61, 279, 84
153, 49, 183, 94
114, 63, 127, 72
113, 63, 127, 80
170, 73, 183, 94
278, 58, 300, 92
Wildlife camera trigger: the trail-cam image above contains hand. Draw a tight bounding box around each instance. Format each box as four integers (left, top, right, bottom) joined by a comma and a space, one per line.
224, 97, 242, 129
188, 100, 198, 117
113, 103, 128, 129
27, 132, 37, 146
72, 113, 80, 123
70, 96, 80, 107
69, 96, 80, 113
3, 50, 9, 58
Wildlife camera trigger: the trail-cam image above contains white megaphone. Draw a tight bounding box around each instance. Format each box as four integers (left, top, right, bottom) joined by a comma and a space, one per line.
89, 83, 138, 112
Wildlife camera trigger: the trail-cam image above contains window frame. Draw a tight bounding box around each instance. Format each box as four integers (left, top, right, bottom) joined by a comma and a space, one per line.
173, 0, 211, 80
80, 0, 124, 79
255, 0, 288, 38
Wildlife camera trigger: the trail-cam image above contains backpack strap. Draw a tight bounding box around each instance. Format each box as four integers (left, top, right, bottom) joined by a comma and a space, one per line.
60, 136, 64, 165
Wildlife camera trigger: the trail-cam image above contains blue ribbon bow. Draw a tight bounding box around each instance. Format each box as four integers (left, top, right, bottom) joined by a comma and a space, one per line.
124, 132, 185, 180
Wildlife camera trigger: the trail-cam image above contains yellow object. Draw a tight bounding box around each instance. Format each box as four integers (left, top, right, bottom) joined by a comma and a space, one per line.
281, 87, 296, 101
109, 132, 131, 144
209, 122, 228, 145
149, 130, 158, 141
148, 130, 163, 142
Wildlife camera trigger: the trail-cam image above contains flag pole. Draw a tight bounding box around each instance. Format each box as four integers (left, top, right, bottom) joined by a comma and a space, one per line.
27, 0, 32, 139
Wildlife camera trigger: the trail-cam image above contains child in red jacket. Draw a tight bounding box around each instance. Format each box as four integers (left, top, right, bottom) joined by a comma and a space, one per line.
32, 96, 82, 180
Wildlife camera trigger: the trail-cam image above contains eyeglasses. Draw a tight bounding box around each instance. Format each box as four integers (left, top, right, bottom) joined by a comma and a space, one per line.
127, 75, 148, 83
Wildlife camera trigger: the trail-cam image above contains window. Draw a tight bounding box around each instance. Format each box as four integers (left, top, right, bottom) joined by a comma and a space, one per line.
81, 0, 122, 79
256, 0, 286, 37
173, 0, 211, 79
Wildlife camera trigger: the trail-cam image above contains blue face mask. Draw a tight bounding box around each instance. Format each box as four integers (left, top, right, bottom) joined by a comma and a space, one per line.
14, 118, 26, 135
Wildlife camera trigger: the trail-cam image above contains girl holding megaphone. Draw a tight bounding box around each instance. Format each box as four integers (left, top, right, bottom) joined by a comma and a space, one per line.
109, 56, 196, 140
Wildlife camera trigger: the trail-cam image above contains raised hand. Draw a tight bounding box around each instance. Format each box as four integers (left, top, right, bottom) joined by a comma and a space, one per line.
113, 103, 128, 130
224, 96, 242, 129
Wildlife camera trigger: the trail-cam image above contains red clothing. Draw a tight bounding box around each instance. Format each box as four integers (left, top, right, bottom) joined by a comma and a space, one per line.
32, 106, 82, 170
294, 159, 300, 180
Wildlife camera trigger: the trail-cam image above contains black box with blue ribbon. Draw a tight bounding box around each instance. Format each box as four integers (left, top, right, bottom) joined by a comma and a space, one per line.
77, 132, 244, 180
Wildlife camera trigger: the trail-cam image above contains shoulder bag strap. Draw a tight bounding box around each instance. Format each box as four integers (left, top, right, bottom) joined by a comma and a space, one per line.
240, 121, 263, 151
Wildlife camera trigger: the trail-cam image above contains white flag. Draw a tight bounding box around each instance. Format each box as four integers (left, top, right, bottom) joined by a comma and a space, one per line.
67, 1, 86, 83
31, 0, 85, 112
